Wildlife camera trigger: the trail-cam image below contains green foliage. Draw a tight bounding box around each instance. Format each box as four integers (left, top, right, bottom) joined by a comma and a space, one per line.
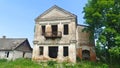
109, 46, 120, 64
0, 58, 40, 68
83, 0, 120, 64
109, 46, 120, 58
76, 56, 82, 62
0, 59, 7, 62
47, 60, 57, 66
0, 58, 111, 68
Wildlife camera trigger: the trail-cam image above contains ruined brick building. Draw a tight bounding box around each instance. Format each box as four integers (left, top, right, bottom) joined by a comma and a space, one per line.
32, 5, 96, 63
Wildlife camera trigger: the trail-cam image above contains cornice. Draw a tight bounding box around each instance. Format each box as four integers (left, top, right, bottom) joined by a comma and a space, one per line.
35, 17, 75, 22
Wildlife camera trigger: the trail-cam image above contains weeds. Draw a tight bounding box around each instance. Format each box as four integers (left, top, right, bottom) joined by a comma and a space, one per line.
0, 58, 113, 68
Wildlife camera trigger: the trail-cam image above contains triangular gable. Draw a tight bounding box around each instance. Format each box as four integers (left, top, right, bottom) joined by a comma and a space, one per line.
35, 5, 76, 21
14, 39, 32, 52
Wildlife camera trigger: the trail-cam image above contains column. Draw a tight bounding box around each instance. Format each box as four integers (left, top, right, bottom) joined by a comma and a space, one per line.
43, 46, 48, 58
34, 23, 41, 41
69, 41, 77, 63
37, 25, 41, 40
36, 45, 40, 57
58, 23, 63, 33
57, 46, 63, 62
32, 41, 39, 60
46, 25, 51, 32
34, 23, 39, 41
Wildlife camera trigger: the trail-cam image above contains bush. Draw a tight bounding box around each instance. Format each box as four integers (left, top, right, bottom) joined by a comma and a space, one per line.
76, 56, 82, 62
109, 46, 120, 64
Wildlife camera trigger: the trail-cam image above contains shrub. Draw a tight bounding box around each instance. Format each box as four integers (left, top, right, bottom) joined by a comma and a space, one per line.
109, 46, 120, 64
76, 56, 82, 62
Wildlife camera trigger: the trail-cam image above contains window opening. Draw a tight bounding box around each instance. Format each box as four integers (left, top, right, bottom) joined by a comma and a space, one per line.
63, 46, 68, 56
39, 46, 44, 55
52, 25, 58, 35
64, 24, 69, 35
5, 51, 9, 58
42, 26, 45, 35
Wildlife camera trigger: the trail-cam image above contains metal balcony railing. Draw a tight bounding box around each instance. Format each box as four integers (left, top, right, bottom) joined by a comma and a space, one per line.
44, 31, 62, 38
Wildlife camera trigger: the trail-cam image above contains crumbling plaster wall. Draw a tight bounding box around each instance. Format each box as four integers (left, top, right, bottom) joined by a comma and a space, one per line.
0, 51, 31, 60
34, 19, 77, 44
32, 43, 76, 63
33, 6, 77, 63
76, 25, 96, 61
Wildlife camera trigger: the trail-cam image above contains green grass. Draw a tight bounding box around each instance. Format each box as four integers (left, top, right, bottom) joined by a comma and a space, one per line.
0, 58, 117, 68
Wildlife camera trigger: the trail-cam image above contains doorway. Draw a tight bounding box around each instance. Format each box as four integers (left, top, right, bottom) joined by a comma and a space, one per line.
52, 25, 58, 35
49, 46, 58, 58
82, 50, 90, 60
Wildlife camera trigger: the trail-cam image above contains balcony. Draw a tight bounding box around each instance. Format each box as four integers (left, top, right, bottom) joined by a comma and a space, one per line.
44, 31, 62, 38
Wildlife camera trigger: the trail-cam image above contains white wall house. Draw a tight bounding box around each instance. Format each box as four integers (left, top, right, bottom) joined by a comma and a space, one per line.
0, 36, 32, 60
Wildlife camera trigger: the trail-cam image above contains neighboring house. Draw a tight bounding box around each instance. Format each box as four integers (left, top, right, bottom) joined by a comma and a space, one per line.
32, 5, 96, 63
0, 36, 32, 60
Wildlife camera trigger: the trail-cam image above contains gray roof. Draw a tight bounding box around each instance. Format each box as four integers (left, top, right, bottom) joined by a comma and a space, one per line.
0, 38, 27, 50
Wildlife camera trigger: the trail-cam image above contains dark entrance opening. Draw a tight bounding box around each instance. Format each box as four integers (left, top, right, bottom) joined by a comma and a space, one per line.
82, 50, 90, 60
5, 51, 9, 58
23, 52, 25, 58
49, 46, 58, 58
52, 25, 58, 35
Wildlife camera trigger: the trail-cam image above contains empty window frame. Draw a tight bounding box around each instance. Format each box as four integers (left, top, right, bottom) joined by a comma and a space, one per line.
63, 46, 69, 56
42, 26, 45, 35
64, 24, 69, 35
5, 51, 9, 58
23, 52, 25, 58
39, 46, 44, 55
52, 25, 58, 35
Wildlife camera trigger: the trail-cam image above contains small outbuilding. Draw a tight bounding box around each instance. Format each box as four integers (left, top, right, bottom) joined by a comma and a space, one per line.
0, 36, 32, 60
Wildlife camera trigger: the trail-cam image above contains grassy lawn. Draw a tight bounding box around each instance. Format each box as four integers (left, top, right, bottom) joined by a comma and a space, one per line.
0, 58, 117, 68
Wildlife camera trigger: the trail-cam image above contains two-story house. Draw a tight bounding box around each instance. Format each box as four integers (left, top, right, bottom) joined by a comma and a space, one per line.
32, 5, 96, 63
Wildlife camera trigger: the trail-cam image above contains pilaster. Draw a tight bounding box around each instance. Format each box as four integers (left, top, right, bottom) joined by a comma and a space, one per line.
57, 46, 63, 62
43, 46, 48, 58
69, 40, 77, 63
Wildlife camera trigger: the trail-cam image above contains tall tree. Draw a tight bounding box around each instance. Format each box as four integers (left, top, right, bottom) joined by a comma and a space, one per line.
83, 0, 120, 63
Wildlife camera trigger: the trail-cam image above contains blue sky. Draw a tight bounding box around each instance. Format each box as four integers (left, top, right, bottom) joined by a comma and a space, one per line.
0, 0, 87, 47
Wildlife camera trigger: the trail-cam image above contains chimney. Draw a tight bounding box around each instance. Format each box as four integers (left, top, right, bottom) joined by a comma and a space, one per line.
3, 36, 6, 39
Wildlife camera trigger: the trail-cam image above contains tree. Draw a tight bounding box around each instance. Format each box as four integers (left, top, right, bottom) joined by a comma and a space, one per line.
83, 0, 120, 63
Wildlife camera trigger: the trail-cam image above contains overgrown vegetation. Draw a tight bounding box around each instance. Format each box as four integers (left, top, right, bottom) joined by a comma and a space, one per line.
83, 0, 120, 67
0, 58, 109, 68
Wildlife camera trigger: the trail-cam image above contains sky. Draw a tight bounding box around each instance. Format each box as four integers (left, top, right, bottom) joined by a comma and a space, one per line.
0, 0, 87, 47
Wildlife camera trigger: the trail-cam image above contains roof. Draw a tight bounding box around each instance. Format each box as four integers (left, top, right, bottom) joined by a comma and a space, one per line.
0, 37, 27, 50
35, 5, 77, 22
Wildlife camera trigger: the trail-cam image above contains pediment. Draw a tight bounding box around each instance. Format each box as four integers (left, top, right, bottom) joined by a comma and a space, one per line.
41, 8, 71, 18
35, 5, 76, 21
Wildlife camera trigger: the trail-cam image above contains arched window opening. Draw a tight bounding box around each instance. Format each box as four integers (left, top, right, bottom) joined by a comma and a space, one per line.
82, 50, 90, 60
